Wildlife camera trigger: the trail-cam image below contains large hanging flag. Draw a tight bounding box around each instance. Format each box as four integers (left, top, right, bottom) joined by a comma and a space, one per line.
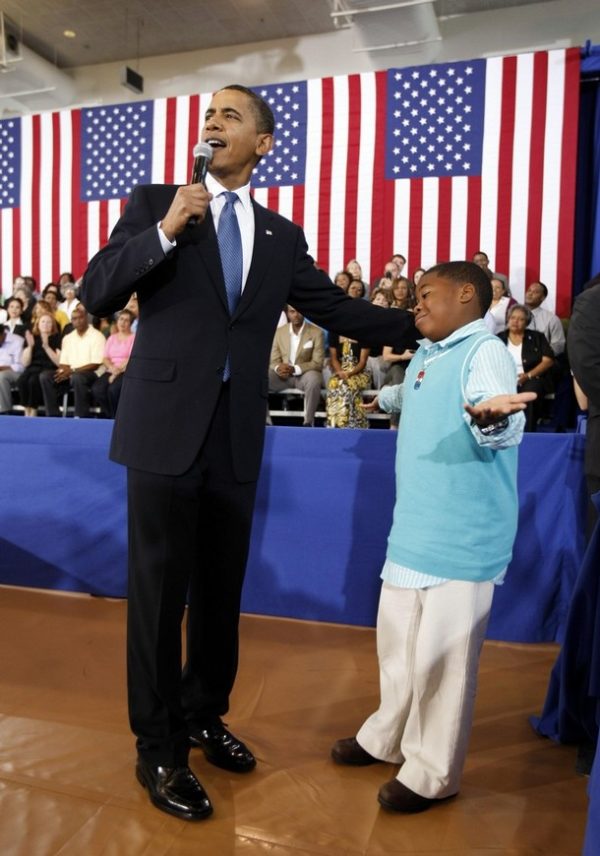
0, 47, 580, 315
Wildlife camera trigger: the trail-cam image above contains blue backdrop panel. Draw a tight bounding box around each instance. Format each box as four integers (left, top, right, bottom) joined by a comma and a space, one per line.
0, 420, 587, 642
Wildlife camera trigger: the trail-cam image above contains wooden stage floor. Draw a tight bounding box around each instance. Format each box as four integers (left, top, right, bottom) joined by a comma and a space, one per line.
0, 586, 589, 855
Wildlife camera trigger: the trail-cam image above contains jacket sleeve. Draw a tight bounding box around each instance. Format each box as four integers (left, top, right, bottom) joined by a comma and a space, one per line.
569, 287, 600, 409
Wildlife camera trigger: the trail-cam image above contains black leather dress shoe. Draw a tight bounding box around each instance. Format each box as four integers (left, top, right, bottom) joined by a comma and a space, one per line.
331, 737, 382, 766
378, 778, 457, 813
189, 723, 256, 773
136, 758, 213, 821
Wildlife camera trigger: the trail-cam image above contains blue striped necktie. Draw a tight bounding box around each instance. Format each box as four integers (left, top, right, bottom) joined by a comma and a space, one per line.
217, 191, 242, 380
217, 191, 242, 315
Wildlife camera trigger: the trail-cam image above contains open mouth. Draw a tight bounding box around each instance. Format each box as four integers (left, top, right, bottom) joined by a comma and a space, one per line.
205, 138, 226, 149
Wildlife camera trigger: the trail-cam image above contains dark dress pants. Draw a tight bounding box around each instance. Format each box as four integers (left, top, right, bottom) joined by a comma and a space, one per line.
126, 384, 258, 766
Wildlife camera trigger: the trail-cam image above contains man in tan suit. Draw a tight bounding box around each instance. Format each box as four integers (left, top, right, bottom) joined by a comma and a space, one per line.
269, 305, 325, 426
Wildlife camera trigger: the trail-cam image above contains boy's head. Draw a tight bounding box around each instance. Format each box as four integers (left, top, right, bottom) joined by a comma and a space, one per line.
414, 261, 492, 342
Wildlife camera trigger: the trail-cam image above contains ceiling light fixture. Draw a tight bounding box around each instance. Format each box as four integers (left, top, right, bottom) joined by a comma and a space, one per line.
63, 29, 76, 38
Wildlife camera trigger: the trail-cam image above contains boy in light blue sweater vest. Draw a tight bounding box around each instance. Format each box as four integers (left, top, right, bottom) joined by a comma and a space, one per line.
332, 261, 535, 813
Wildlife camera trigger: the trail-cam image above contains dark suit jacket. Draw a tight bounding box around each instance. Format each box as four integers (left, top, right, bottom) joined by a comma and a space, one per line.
568, 282, 600, 479
81, 184, 411, 481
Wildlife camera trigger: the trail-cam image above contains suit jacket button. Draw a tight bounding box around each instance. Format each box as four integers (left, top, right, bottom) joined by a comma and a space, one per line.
217, 366, 224, 375
148, 258, 154, 265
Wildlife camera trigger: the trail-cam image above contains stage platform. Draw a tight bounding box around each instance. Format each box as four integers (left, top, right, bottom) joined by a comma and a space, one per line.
0, 419, 587, 643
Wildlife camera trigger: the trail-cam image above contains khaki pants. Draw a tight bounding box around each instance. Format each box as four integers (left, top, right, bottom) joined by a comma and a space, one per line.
357, 579, 494, 798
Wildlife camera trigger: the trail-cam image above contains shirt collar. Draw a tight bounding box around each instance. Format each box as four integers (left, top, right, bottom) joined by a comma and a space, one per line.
289, 322, 305, 337
205, 173, 252, 215
417, 318, 488, 354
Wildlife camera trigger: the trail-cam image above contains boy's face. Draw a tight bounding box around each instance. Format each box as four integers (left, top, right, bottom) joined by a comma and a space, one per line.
414, 274, 475, 342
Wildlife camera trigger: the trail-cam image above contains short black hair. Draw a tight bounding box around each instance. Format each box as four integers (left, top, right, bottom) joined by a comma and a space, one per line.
423, 261, 493, 315
530, 280, 548, 298
219, 84, 275, 135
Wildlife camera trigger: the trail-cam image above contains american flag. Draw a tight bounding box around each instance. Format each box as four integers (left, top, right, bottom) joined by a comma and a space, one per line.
0, 48, 579, 315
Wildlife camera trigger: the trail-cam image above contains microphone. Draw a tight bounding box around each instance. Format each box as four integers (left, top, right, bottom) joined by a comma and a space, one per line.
191, 141, 213, 186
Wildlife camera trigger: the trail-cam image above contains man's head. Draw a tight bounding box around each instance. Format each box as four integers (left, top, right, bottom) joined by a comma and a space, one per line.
490, 277, 507, 300
383, 260, 400, 280
472, 251, 490, 270
525, 281, 548, 309
285, 305, 304, 328
392, 254, 406, 273
203, 85, 274, 188
414, 261, 492, 342
70, 305, 88, 334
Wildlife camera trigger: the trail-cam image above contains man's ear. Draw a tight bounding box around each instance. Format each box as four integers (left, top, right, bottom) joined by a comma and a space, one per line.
459, 283, 477, 304
255, 133, 274, 159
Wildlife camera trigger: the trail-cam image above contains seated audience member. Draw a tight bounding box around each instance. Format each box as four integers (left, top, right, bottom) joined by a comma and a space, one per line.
13, 285, 35, 329
485, 278, 516, 335
4, 297, 27, 338
18, 313, 62, 417
524, 281, 566, 356
367, 289, 392, 389
498, 303, 554, 431
91, 309, 136, 418
348, 279, 366, 299
0, 324, 25, 414
472, 250, 508, 290
326, 333, 371, 429
39, 305, 105, 418
390, 277, 416, 311
42, 284, 70, 332
346, 259, 369, 297
391, 253, 406, 275
59, 279, 79, 320
334, 271, 353, 293
412, 268, 426, 287
268, 306, 325, 427
371, 260, 401, 293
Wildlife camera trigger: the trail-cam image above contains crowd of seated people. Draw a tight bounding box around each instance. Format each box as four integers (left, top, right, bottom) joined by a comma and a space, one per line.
267, 251, 570, 432
0, 273, 137, 418
1, 252, 571, 432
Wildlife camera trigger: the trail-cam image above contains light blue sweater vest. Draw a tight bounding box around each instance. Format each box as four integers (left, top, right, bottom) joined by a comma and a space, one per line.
386, 331, 519, 582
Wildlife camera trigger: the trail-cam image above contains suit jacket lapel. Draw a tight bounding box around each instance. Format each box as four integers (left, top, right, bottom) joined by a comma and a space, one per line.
178, 210, 229, 312
234, 199, 276, 318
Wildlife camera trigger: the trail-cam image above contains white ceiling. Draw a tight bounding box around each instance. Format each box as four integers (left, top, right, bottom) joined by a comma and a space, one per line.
1, 0, 555, 69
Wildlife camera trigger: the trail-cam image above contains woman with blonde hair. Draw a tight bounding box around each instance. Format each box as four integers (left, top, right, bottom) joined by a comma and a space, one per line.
18, 313, 61, 416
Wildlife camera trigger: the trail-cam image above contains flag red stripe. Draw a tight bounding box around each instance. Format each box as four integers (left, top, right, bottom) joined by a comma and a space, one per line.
436, 177, 452, 264
51, 112, 61, 281
318, 78, 335, 273
466, 175, 482, 259
495, 56, 517, 279
292, 184, 305, 230
30, 115, 41, 287
556, 47, 581, 316
524, 52, 548, 287
267, 188, 279, 211
371, 71, 392, 279
408, 179, 423, 272
163, 98, 177, 185
12, 208, 20, 283
343, 74, 361, 265
71, 109, 87, 279
99, 201, 109, 253
187, 94, 200, 176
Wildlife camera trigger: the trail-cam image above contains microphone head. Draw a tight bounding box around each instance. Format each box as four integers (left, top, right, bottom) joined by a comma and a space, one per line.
193, 141, 213, 161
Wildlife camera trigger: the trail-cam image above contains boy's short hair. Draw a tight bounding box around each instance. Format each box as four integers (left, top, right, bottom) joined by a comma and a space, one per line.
424, 261, 493, 316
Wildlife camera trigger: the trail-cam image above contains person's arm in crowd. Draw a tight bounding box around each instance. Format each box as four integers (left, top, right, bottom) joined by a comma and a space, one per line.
329, 345, 344, 378
546, 314, 566, 356
351, 347, 370, 376
517, 351, 554, 387
364, 384, 404, 414
382, 345, 414, 364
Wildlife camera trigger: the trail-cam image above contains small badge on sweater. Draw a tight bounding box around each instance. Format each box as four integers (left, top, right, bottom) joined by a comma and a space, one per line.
414, 369, 425, 390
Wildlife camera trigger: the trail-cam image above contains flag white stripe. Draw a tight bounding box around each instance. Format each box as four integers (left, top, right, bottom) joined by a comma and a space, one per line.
173, 95, 190, 185
355, 73, 377, 279
539, 50, 566, 305
19, 116, 33, 278
1, 208, 13, 288
278, 185, 294, 222
421, 177, 439, 270
87, 201, 100, 261
329, 75, 350, 274
59, 110, 73, 274
508, 52, 534, 297
152, 99, 167, 184
303, 79, 323, 261
38, 112, 54, 285
449, 176, 468, 261
479, 56, 503, 271
393, 180, 411, 266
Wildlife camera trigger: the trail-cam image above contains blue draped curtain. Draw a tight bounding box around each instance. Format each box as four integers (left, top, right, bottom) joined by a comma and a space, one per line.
573, 42, 600, 299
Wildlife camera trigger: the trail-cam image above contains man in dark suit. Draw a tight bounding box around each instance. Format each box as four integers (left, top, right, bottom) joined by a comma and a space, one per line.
568, 275, 600, 536
81, 84, 411, 821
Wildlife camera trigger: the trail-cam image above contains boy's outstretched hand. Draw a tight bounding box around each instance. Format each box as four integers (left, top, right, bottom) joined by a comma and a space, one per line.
464, 392, 537, 427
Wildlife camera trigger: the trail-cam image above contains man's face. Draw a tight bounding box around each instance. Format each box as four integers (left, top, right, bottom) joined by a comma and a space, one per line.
71, 309, 88, 332
203, 89, 273, 187
525, 282, 546, 308
384, 262, 399, 279
392, 255, 406, 273
473, 253, 489, 269
414, 274, 471, 342
286, 306, 303, 326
